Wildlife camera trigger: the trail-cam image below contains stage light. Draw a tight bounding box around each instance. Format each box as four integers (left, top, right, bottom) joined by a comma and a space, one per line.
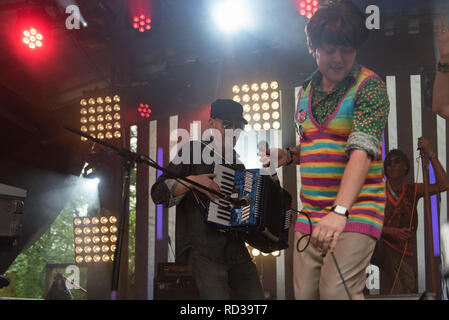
138, 103, 152, 119
73, 215, 118, 265
212, 0, 250, 33
297, 0, 319, 20
80, 93, 122, 142
133, 14, 152, 32
251, 93, 260, 102
22, 27, 44, 50
251, 248, 260, 256
271, 250, 280, 257
232, 80, 281, 132
251, 83, 259, 91
84, 178, 99, 191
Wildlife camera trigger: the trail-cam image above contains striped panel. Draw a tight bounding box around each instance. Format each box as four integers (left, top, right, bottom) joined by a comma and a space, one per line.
410, 75, 426, 292
148, 119, 157, 299
168, 115, 178, 262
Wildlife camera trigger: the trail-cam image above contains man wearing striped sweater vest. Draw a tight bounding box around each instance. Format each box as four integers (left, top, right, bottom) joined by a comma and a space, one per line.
260, 0, 389, 299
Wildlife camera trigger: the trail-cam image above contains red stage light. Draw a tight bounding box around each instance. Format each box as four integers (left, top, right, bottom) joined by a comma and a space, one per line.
138, 104, 152, 118
22, 27, 44, 49
298, 0, 318, 20
133, 13, 152, 32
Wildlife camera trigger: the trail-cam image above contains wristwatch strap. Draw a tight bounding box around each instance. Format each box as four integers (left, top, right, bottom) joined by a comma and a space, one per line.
437, 61, 449, 73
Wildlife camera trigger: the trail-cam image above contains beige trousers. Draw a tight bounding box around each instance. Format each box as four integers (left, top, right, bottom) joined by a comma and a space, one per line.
293, 231, 376, 300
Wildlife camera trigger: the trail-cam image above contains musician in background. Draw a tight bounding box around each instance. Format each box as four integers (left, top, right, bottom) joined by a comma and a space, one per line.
260, 0, 389, 299
432, 16, 449, 120
371, 138, 449, 294
151, 99, 264, 300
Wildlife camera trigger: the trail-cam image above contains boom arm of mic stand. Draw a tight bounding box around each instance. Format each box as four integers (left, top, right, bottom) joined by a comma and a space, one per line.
63, 125, 225, 199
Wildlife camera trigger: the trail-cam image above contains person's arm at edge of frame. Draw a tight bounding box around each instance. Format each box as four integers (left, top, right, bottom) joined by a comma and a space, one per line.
432, 16, 449, 120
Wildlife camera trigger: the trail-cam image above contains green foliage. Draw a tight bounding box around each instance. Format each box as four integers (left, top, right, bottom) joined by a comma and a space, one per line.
127, 125, 137, 299
4, 203, 85, 299
3, 126, 139, 300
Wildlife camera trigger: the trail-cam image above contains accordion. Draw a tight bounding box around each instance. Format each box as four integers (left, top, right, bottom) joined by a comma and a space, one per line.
205, 164, 293, 253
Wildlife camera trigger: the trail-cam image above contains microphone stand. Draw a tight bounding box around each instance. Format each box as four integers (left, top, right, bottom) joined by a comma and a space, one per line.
64, 126, 226, 300
420, 149, 437, 294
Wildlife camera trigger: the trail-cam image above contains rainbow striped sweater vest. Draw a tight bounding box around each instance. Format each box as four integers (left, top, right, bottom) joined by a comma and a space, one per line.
294, 66, 386, 240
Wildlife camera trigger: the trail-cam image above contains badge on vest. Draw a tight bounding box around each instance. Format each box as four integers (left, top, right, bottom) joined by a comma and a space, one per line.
295, 123, 307, 141
298, 109, 307, 123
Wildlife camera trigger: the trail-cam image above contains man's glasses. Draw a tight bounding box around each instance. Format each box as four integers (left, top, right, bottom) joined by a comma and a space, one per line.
385, 158, 402, 167
222, 119, 244, 130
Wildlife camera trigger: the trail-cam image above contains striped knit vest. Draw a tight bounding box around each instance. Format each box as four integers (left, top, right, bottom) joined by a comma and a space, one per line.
294, 66, 386, 240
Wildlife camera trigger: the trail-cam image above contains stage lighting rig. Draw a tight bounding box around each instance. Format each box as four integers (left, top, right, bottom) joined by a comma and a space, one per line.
79, 92, 122, 142
232, 81, 281, 132
73, 215, 118, 265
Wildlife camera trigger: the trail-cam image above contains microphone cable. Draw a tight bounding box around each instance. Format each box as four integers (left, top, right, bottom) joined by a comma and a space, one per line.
291, 208, 353, 300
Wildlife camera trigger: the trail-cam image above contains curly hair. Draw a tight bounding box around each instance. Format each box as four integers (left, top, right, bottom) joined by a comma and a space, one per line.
305, 0, 369, 54
384, 149, 410, 178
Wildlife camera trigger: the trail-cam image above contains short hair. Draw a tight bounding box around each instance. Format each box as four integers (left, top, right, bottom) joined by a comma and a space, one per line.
305, 0, 369, 54
384, 149, 410, 178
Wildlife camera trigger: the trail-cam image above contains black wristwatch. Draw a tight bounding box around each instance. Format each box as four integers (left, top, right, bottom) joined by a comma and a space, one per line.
330, 205, 349, 218
437, 61, 449, 73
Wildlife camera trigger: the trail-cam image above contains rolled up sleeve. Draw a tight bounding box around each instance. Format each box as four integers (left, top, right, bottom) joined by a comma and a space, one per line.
346, 77, 390, 160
